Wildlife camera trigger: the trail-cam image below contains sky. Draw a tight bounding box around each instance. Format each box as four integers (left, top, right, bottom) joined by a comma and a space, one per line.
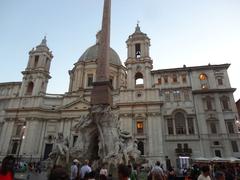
0, 0, 240, 100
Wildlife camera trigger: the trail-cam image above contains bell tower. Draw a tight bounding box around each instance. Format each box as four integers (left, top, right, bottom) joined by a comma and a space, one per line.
125, 24, 153, 89
19, 37, 53, 96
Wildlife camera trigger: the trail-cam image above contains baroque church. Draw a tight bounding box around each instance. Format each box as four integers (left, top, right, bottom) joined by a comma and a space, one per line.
0, 24, 239, 169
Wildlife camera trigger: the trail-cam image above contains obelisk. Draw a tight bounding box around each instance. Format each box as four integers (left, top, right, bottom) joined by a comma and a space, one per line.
91, 0, 112, 106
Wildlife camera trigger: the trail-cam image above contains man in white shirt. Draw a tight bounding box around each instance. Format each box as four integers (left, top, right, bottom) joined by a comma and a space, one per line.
151, 161, 164, 178
70, 159, 79, 180
80, 159, 92, 180
197, 166, 211, 180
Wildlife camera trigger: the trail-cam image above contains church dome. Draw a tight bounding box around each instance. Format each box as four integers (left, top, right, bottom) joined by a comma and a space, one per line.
78, 44, 122, 66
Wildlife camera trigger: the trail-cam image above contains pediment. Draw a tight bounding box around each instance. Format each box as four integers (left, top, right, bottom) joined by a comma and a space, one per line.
60, 98, 90, 111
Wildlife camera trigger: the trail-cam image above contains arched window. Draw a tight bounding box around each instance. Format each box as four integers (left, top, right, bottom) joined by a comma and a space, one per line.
135, 72, 144, 86
26, 81, 34, 95
137, 141, 144, 155
175, 112, 186, 134
135, 43, 141, 58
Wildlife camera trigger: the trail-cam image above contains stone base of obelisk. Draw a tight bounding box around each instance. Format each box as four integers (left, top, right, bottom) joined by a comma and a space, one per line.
91, 81, 113, 106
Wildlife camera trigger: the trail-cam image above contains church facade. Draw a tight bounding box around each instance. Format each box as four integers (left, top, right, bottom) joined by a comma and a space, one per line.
0, 25, 239, 169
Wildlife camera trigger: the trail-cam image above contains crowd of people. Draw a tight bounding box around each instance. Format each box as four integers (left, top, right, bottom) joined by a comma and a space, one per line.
0, 155, 240, 180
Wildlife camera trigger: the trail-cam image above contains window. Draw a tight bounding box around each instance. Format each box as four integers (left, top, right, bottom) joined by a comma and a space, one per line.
167, 119, 174, 135
164, 76, 168, 83
182, 74, 187, 83
221, 96, 230, 111
187, 118, 194, 134
206, 98, 213, 111
136, 121, 144, 134
226, 121, 235, 134
87, 74, 93, 87
15, 125, 22, 136
172, 74, 177, 83
165, 91, 170, 101
11, 140, 19, 154
158, 78, 162, 84
173, 90, 181, 101
175, 112, 186, 134
26, 82, 34, 95
215, 150, 222, 157
231, 141, 239, 152
135, 43, 141, 58
217, 78, 223, 85
34, 55, 39, 68
199, 73, 208, 89
137, 141, 144, 155
135, 72, 144, 86
213, 141, 220, 146
210, 123, 217, 134
183, 90, 190, 101
177, 143, 182, 149
137, 93, 142, 97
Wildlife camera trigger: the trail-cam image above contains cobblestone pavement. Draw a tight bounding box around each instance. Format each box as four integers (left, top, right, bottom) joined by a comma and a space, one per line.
15, 171, 48, 180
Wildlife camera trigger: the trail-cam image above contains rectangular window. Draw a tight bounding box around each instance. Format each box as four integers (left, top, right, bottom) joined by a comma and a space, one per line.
158, 78, 162, 84
136, 121, 144, 134
206, 99, 213, 110
187, 118, 194, 134
217, 78, 223, 85
167, 119, 174, 135
15, 125, 22, 137
173, 90, 181, 101
182, 74, 187, 83
165, 91, 170, 101
11, 140, 19, 154
221, 98, 230, 110
215, 150, 222, 157
177, 143, 182, 149
231, 141, 239, 152
172, 74, 177, 83
183, 90, 190, 101
183, 143, 188, 149
226, 121, 235, 134
210, 123, 217, 134
164, 76, 168, 83
213, 141, 220, 146
87, 74, 93, 87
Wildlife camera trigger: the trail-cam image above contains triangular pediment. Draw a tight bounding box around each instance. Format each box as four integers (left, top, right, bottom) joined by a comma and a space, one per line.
60, 98, 90, 111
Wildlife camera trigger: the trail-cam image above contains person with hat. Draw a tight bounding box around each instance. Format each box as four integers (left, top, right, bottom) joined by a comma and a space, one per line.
70, 159, 79, 180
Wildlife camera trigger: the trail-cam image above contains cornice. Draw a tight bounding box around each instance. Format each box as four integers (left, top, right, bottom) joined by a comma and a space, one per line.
151, 63, 230, 74
192, 88, 236, 94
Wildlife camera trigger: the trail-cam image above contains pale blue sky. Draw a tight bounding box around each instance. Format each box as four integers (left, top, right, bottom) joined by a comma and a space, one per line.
0, 0, 240, 100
